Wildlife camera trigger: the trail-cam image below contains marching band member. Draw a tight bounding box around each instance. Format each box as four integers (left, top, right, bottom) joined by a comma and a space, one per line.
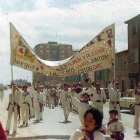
39, 85, 46, 120
69, 108, 105, 140
0, 87, 4, 102
20, 85, 33, 126
107, 110, 125, 140
71, 88, 94, 126
86, 78, 96, 104
5, 83, 21, 135
31, 82, 45, 122
108, 80, 122, 120
129, 84, 140, 135
28, 87, 35, 118
45, 87, 49, 107
48, 85, 55, 108
92, 83, 106, 112
60, 84, 71, 122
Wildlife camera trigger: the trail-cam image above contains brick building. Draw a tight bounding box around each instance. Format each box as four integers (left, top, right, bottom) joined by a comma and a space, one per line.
125, 14, 140, 89
108, 50, 129, 91
96, 14, 140, 91
33, 42, 82, 85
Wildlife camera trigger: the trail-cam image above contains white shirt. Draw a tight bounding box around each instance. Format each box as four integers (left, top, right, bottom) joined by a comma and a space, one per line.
9, 89, 21, 105
21, 91, 33, 104
135, 94, 140, 104
93, 89, 106, 102
71, 96, 94, 117
60, 90, 70, 102
106, 120, 125, 135
69, 129, 105, 140
108, 83, 121, 102
76, 91, 84, 100
0, 89, 4, 96
87, 87, 96, 102
31, 86, 45, 103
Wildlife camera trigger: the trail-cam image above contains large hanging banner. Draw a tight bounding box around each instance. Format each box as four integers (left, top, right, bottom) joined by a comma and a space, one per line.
10, 23, 114, 76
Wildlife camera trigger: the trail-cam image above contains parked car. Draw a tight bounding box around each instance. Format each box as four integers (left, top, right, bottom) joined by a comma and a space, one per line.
120, 97, 135, 115
123, 89, 134, 97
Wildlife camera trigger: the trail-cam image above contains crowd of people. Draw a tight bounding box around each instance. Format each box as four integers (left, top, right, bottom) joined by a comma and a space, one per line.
1, 77, 140, 140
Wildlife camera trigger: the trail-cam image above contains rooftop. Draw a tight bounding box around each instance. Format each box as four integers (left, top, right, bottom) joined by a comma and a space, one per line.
124, 14, 140, 24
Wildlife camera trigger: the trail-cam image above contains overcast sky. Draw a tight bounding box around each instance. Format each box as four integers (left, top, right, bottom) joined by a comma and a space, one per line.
0, 0, 139, 85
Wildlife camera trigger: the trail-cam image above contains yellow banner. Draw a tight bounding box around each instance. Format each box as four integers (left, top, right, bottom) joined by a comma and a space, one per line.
10, 23, 114, 76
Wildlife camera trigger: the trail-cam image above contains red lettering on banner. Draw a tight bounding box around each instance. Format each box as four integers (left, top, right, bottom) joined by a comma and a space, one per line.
93, 63, 102, 70
75, 61, 89, 69
86, 48, 105, 58
67, 62, 73, 66
72, 57, 82, 65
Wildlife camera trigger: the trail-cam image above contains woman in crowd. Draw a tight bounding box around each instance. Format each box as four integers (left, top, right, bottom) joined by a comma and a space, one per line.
69, 108, 105, 140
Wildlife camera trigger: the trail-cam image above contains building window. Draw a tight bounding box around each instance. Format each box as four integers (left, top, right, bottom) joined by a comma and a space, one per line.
121, 58, 125, 69
47, 50, 50, 53
68, 46, 71, 49
61, 50, 64, 53
40, 46, 43, 49
95, 70, 104, 80
115, 59, 119, 70
134, 49, 138, 63
40, 54, 43, 58
47, 46, 49, 48
61, 46, 64, 49
62, 55, 64, 57
40, 50, 43, 53
133, 23, 137, 35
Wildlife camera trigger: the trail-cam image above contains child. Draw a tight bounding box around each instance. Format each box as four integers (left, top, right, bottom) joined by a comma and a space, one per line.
71, 89, 94, 126
69, 108, 105, 140
107, 110, 125, 140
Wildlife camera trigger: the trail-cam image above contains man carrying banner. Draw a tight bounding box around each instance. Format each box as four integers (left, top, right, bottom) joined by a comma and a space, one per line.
60, 84, 71, 122
108, 80, 122, 120
31, 82, 45, 122
20, 85, 33, 126
5, 82, 21, 135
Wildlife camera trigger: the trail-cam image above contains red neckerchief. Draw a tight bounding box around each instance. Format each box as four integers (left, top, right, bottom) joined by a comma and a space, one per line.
107, 118, 118, 126
135, 89, 140, 95
81, 128, 94, 140
96, 88, 101, 94
79, 99, 89, 103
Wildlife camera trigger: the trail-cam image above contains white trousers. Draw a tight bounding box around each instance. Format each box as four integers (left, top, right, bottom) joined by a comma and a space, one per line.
6, 105, 18, 132
62, 101, 70, 119
134, 105, 140, 130
93, 102, 103, 112
0, 94, 3, 102
21, 104, 29, 124
31, 106, 35, 117
34, 103, 43, 121
109, 102, 121, 120
46, 95, 49, 107
79, 114, 84, 125
49, 96, 54, 108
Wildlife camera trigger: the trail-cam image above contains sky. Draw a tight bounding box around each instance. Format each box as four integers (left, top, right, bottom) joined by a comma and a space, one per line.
0, 0, 140, 85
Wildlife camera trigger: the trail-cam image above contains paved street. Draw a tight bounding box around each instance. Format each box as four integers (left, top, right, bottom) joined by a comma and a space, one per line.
0, 89, 140, 140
